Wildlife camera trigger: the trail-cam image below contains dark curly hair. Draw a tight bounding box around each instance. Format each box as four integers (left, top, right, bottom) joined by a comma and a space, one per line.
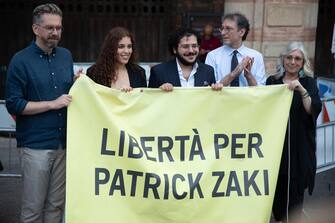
87, 27, 138, 87
168, 27, 200, 56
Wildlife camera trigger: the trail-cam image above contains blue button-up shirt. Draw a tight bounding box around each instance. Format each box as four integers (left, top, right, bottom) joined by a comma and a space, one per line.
5, 42, 74, 149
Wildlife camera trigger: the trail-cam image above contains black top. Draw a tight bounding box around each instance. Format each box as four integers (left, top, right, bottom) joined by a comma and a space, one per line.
148, 59, 216, 88
266, 75, 322, 194
87, 63, 147, 88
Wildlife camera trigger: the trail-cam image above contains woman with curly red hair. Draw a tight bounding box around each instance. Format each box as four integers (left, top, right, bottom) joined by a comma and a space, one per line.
87, 27, 147, 91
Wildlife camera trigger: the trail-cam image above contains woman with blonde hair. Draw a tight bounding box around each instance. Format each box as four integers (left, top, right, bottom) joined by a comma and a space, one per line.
266, 42, 322, 222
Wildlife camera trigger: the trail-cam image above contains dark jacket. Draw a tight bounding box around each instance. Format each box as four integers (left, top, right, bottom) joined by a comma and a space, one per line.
87, 63, 147, 88
148, 59, 216, 88
266, 75, 322, 194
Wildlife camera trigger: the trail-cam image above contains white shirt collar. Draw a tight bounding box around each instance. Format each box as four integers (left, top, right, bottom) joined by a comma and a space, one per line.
176, 58, 198, 79
176, 58, 199, 87
224, 44, 246, 56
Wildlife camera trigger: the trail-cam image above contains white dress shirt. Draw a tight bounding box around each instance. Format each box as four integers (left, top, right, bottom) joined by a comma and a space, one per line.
176, 58, 199, 87
205, 44, 266, 86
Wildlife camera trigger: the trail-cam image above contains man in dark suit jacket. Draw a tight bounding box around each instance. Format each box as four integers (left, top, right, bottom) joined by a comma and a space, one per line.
148, 27, 222, 91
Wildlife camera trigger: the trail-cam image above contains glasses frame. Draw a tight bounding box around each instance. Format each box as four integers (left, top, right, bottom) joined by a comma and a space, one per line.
219, 27, 235, 33
35, 23, 64, 34
178, 44, 199, 50
284, 55, 303, 63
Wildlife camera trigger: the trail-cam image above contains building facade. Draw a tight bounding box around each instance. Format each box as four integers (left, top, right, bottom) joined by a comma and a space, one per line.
0, 0, 334, 99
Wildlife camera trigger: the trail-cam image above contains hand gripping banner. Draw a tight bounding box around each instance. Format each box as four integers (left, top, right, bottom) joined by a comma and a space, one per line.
66, 75, 293, 223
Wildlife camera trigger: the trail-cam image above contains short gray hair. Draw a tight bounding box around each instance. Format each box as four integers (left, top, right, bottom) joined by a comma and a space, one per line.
32, 3, 62, 24
277, 41, 314, 77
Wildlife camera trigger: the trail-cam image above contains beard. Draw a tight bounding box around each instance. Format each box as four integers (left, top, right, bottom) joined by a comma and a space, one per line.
44, 34, 60, 49
47, 41, 58, 48
175, 51, 198, 66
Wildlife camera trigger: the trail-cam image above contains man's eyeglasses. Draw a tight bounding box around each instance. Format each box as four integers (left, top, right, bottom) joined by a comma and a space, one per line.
219, 27, 234, 33
178, 44, 199, 50
36, 24, 63, 33
284, 55, 303, 62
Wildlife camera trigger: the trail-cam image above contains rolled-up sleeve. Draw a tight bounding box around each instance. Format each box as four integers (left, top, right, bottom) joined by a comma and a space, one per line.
205, 52, 219, 83
5, 57, 28, 115
253, 54, 266, 86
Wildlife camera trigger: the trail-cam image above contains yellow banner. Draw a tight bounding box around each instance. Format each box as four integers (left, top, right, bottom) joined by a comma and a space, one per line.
66, 75, 292, 223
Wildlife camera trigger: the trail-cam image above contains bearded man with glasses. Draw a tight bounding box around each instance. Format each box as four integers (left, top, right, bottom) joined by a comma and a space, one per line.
5, 3, 73, 223
149, 27, 222, 91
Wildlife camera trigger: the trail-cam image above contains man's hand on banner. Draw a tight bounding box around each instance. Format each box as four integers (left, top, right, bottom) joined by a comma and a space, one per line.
211, 83, 223, 91
50, 94, 72, 109
159, 83, 174, 92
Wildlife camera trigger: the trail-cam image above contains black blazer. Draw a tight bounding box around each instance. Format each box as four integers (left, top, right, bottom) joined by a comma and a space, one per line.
148, 59, 216, 88
87, 63, 147, 88
126, 64, 147, 88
